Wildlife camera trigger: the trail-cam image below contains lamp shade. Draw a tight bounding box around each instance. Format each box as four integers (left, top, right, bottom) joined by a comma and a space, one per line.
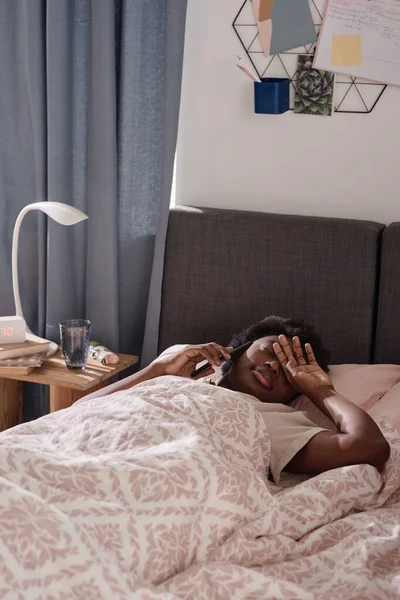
11, 201, 88, 355
24, 201, 88, 226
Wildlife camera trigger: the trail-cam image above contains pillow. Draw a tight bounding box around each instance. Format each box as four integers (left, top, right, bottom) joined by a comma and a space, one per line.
368, 382, 400, 431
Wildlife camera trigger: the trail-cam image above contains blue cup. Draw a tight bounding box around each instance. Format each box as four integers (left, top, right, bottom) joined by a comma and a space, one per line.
254, 78, 290, 114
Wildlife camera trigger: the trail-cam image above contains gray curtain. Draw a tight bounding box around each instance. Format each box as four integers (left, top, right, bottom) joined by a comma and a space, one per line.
0, 0, 187, 417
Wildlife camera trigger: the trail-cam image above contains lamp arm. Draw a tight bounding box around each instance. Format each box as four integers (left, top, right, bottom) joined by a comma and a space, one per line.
11, 205, 33, 323
10, 201, 87, 356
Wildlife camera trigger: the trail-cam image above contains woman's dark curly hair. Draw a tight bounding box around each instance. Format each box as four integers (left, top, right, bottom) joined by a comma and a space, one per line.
221, 315, 330, 375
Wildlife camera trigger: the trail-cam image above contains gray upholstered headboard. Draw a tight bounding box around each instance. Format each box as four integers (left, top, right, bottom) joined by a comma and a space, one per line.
158, 207, 384, 365
375, 223, 400, 364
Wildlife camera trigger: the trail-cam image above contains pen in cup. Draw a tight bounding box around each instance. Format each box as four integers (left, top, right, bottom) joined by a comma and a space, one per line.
236, 55, 261, 82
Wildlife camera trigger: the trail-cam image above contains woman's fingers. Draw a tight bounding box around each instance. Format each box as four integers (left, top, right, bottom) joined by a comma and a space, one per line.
273, 342, 289, 369
202, 348, 220, 366
274, 342, 296, 383
305, 343, 317, 364
285, 356, 297, 377
212, 343, 232, 361
207, 343, 232, 365
186, 347, 218, 366
186, 343, 231, 367
278, 335, 297, 365
293, 336, 307, 365
206, 344, 222, 365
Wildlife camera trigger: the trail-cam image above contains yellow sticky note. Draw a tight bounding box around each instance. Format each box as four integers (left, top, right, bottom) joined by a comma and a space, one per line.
332, 35, 362, 66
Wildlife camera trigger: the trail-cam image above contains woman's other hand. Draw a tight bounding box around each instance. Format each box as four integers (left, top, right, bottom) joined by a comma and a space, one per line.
151, 343, 232, 379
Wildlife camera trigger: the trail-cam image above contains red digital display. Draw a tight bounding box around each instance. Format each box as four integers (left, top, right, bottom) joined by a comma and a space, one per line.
1, 327, 13, 337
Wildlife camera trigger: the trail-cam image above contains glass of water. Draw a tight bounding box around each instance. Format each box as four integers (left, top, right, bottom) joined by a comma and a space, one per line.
59, 319, 91, 370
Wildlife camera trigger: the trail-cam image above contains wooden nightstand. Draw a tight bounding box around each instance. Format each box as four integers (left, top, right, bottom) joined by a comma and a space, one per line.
0, 348, 139, 431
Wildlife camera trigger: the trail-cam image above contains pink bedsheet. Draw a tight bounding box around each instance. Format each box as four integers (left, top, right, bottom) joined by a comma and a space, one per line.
0, 376, 399, 599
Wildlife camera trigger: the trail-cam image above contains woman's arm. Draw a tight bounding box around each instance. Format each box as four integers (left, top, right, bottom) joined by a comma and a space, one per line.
274, 336, 391, 474
81, 343, 231, 403
286, 385, 391, 473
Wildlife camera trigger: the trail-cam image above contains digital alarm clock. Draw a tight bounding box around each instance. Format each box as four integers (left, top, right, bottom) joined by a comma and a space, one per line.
0, 316, 26, 344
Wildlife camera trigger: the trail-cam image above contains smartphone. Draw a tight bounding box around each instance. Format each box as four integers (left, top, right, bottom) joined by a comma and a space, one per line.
190, 341, 252, 378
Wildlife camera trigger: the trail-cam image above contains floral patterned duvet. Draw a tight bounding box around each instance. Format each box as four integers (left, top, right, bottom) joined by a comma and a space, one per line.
0, 376, 398, 599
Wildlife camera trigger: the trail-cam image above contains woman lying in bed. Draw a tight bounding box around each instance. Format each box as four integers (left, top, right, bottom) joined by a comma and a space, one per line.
86, 316, 390, 482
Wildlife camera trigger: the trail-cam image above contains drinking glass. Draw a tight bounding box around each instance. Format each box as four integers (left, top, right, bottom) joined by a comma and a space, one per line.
59, 319, 91, 370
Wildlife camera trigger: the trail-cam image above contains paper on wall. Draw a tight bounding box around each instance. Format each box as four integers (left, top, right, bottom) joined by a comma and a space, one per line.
314, 0, 400, 86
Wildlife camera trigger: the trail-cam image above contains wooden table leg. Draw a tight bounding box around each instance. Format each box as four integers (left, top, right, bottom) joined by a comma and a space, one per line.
49, 379, 110, 413
0, 378, 23, 431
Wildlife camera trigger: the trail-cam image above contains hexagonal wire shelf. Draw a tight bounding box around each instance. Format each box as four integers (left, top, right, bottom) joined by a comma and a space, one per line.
233, 0, 387, 113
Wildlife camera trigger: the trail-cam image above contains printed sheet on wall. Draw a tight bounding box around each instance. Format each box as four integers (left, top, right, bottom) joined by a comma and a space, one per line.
314, 0, 400, 86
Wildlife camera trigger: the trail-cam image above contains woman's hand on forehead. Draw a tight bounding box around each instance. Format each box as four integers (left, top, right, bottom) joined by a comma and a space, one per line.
272, 335, 333, 397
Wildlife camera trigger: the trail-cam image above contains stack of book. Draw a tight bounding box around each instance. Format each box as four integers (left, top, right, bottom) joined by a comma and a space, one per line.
0, 340, 50, 375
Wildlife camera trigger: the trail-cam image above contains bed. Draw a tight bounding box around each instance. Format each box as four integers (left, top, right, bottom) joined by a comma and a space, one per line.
0, 207, 399, 599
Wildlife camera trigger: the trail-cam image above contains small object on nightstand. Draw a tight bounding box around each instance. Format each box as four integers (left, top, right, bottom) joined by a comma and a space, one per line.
0, 331, 49, 375
0, 316, 26, 344
89, 341, 120, 365
0, 352, 47, 375
60, 319, 91, 370
0, 339, 49, 360
254, 78, 290, 114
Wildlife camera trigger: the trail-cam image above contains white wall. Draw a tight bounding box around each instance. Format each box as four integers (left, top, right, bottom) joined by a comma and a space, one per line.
176, 0, 400, 224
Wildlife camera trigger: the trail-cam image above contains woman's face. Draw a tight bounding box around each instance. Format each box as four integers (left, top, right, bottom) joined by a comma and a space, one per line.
224, 335, 297, 404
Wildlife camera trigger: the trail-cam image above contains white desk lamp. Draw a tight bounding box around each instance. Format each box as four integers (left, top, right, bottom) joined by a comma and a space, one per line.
7, 202, 88, 356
